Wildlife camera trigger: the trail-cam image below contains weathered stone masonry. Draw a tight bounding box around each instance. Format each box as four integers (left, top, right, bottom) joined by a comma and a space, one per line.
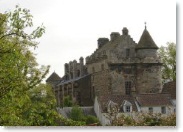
47, 26, 172, 113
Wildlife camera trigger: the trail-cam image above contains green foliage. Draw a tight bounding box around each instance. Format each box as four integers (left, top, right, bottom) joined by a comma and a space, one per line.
70, 105, 85, 121
158, 42, 176, 82
0, 5, 47, 99
60, 116, 86, 126
0, 6, 61, 126
85, 115, 99, 125
63, 95, 73, 107
112, 113, 176, 126
69, 106, 99, 125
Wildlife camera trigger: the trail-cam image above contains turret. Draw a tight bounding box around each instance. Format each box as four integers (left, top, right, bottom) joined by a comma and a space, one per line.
135, 26, 159, 59
135, 25, 162, 94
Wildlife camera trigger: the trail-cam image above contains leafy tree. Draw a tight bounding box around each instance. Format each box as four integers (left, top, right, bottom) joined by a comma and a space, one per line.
0, 6, 62, 126
0, 5, 48, 99
158, 42, 176, 82
25, 84, 61, 126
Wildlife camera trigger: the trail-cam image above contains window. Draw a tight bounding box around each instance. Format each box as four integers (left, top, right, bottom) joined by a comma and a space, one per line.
124, 68, 132, 74
92, 67, 95, 73
126, 48, 130, 57
92, 86, 95, 98
122, 100, 132, 113
77, 70, 80, 77
101, 64, 104, 70
126, 106, 131, 112
103, 50, 106, 55
70, 72, 73, 79
125, 81, 131, 95
149, 107, 153, 113
161, 107, 166, 114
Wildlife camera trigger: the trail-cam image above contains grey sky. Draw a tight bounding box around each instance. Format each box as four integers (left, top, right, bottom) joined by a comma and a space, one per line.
0, 0, 176, 80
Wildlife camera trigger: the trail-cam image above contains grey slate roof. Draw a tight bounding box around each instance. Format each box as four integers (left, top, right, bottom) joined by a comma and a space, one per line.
136, 28, 159, 49
162, 81, 176, 99
98, 95, 138, 112
136, 94, 172, 107
46, 72, 61, 82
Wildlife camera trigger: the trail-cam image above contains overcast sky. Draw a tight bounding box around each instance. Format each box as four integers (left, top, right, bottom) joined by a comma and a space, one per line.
0, 0, 176, 80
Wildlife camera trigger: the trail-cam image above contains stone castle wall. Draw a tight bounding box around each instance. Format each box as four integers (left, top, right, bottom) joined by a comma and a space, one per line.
136, 64, 162, 94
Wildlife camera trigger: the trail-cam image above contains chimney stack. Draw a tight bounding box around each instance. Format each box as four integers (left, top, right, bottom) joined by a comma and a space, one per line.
97, 38, 109, 48
110, 32, 120, 41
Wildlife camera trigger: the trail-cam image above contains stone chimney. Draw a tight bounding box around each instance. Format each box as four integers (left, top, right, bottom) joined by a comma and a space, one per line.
97, 38, 109, 48
79, 57, 84, 77
73, 60, 77, 79
64, 63, 69, 75
122, 27, 128, 35
110, 32, 120, 41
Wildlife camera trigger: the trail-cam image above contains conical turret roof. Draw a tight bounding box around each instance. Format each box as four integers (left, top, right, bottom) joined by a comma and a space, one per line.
136, 28, 158, 49
46, 72, 61, 82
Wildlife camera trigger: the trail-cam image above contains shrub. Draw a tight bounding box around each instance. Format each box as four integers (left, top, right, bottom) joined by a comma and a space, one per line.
112, 113, 176, 126
63, 95, 73, 107
85, 115, 99, 125
70, 105, 85, 121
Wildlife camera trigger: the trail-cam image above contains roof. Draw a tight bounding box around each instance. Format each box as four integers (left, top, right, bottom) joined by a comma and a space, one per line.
136, 94, 172, 107
162, 81, 176, 99
57, 74, 90, 85
136, 28, 159, 49
46, 72, 61, 82
98, 95, 138, 112
93, 31, 137, 56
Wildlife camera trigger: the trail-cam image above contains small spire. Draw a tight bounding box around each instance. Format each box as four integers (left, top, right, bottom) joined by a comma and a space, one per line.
144, 22, 147, 30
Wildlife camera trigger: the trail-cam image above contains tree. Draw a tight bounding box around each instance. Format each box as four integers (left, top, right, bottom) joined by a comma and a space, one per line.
0, 5, 48, 99
0, 6, 62, 126
158, 42, 176, 82
25, 84, 62, 126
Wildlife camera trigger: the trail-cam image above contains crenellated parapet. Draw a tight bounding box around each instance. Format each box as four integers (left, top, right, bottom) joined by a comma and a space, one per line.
64, 57, 87, 81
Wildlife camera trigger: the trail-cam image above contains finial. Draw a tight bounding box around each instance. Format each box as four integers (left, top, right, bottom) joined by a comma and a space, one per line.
145, 22, 147, 30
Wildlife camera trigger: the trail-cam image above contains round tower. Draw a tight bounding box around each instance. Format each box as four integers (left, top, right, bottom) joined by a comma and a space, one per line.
135, 26, 162, 94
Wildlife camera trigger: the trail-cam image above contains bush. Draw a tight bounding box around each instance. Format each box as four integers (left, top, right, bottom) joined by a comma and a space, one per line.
63, 95, 73, 107
70, 105, 85, 121
112, 113, 176, 126
85, 115, 99, 125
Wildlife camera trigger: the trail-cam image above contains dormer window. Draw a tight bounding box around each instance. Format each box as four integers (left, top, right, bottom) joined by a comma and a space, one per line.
121, 100, 132, 113
126, 106, 131, 112
149, 107, 153, 113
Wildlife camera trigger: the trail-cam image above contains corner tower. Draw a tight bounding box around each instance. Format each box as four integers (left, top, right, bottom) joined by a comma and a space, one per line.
136, 26, 159, 59
135, 26, 162, 94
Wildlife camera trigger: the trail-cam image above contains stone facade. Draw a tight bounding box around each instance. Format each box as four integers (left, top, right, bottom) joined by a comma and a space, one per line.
47, 26, 175, 118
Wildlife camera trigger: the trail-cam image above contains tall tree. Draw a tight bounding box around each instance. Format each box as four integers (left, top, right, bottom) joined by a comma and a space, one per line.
0, 6, 62, 126
0, 5, 48, 99
158, 42, 176, 82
